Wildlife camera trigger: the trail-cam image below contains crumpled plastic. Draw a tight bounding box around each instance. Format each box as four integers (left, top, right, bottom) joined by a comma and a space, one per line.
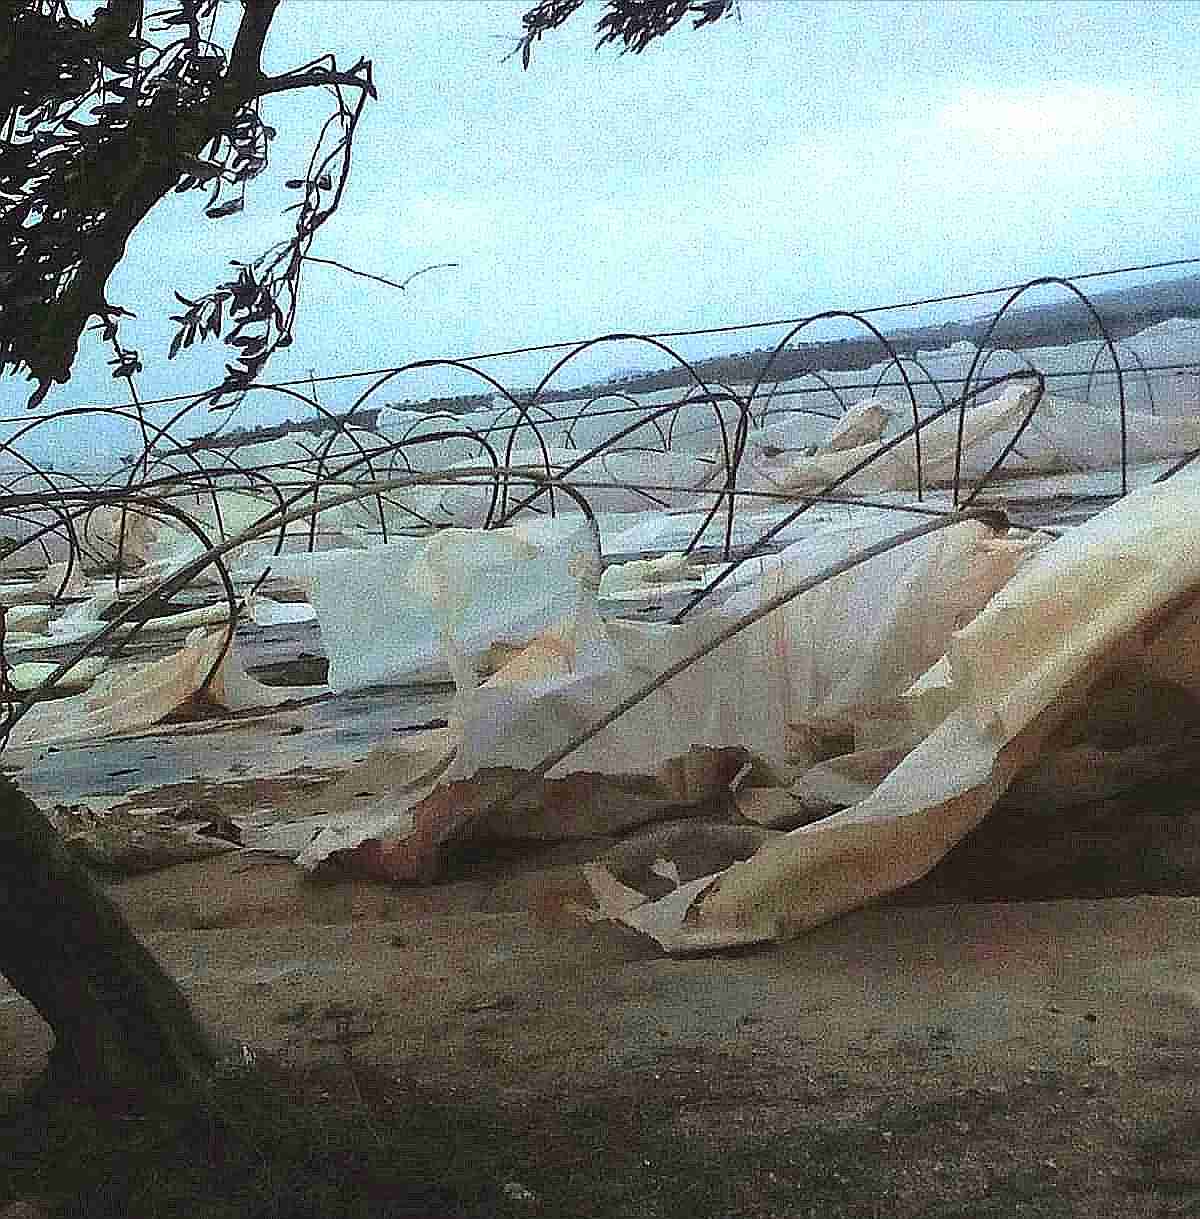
6, 626, 324, 749
285, 513, 1035, 881
270, 515, 599, 692
436, 447, 720, 523
746, 384, 1200, 496
605, 461, 1200, 950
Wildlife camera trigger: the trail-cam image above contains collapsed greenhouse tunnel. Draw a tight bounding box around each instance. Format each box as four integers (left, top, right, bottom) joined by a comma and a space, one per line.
2, 276, 1200, 949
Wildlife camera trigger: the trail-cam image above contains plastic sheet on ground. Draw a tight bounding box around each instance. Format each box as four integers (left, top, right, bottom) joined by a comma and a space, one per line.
597, 552, 703, 598
9, 656, 107, 694
0, 561, 88, 606
247, 595, 318, 627
605, 462, 1200, 951
747, 384, 1200, 496
824, 397, 893, 451
6, 626, 325, 749
284, 512, 1036, 881
436, 447, 719, 522
6, 591, 233, 654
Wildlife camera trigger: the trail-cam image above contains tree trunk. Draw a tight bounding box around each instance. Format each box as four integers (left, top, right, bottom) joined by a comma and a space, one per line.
0, 776, 217, 1097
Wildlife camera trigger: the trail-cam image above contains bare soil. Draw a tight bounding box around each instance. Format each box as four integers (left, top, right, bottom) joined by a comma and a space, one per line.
2, 825, 1199, 1216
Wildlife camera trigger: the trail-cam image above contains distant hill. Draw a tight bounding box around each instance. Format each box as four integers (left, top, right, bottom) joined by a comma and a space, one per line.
187, 273, 1200, 453
604, 273, 1200, 396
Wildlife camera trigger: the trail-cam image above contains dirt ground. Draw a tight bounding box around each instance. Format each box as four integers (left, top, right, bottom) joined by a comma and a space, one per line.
2, 824, 1199, 1217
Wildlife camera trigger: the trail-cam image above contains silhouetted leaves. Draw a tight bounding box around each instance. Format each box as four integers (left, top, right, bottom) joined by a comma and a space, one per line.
203, 196, 244, 219
1, 0, 374, 407
515, 0, 736, 67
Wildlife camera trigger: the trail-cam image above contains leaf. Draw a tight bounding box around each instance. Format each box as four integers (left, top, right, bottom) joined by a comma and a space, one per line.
205, 197, 244, 219
316, 173, 333, 190
168, 330, 184, 360
284, 179, 305, 189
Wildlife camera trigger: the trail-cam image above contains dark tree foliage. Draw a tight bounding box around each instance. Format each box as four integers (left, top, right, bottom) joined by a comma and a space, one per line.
0, 0, 374, 408
0, 0, 733, 414
515, 0, 737, 66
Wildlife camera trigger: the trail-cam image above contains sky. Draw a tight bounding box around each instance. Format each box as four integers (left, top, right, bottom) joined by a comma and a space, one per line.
4, 0, 1200, 457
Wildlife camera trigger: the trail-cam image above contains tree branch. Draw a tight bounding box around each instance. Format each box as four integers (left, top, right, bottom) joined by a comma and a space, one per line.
256, 63, 376, 99
227, 0, 280, 88
3, 0, 376, 405
303, 255, 458, 292
515, 0, 736, 67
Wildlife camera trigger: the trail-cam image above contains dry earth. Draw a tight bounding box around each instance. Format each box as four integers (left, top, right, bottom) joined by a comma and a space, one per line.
2, 823, 1199, 1216
2, 699, 1200, 1216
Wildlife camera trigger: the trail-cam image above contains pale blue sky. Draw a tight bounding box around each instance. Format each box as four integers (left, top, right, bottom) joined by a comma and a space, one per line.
5, 0, 1199, 452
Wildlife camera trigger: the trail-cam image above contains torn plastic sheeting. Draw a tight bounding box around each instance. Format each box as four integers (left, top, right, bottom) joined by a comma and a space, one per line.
292, 514, 1030, 877
269, 515, 598, 693
286, 733, 744, 879
247, 595, 317, 627
748, 384, 1200, 496
824, 397, 893, 452
599, 503, 856, 562
746, 384, 1036, 495
0, 603, 52, 632
609, 462, 1200, 951
598, 552, 704, 598
7, 597, 233, 654
142, 489, 372, 588
0, 560, 88, 606
948, 393, 1200, 478
40, 561, 89, 599
446, 516, 1034, 782
8, 656, 107, 694
748, 395, 894, 459
716, 513, 1041, 740
151, 531, 372, 590
436, 448, 719, 522
79, 505, 163, 570
746, 413, 841, 456
6, 626, 325, 749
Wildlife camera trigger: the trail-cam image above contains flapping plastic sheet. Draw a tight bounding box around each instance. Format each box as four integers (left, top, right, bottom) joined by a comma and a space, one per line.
270, 515, 598, 692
